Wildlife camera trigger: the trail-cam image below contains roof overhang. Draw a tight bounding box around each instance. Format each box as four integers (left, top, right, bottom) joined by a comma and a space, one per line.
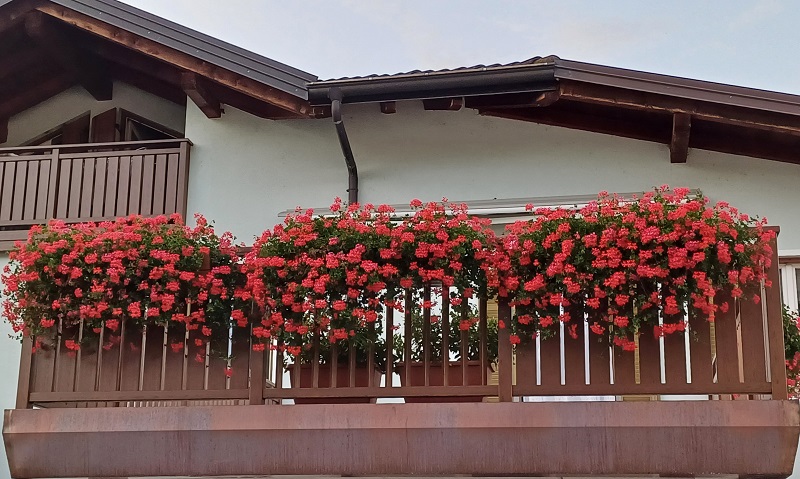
0, 0, 316, 128
307, 57, 800, 165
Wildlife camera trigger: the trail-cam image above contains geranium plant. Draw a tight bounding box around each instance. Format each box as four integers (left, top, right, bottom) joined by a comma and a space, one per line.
235, 197, 497, 367
498, 187, 775, 350
2, 215, 243, 358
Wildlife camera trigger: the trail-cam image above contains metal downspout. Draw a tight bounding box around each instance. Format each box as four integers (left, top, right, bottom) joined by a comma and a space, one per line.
329, 88, 358, 204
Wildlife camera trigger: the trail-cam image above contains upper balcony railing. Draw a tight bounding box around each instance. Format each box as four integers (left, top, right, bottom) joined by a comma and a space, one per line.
0, 139, 191, 250
15, 236, 787, 408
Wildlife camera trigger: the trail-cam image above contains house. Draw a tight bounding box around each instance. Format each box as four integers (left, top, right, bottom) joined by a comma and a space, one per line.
1, 0, 799, 478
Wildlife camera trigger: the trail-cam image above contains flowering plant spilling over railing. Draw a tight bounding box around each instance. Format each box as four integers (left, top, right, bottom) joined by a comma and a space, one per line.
2, 215, 243, 358
784, 305, 800, 399
497, 187, 775, 350
234, 198, 496, 368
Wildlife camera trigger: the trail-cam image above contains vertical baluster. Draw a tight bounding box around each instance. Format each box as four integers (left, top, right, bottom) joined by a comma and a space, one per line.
348, 339, 356, 388
461, 299, 469, 385
367, 320, 376, 388
479, 297, 488, 385
330, 343, 338, 388
404, 290, 412, 387
423, 285, 431, 387
497, 300, 513, 401
312, 329, 320, 388
441, 291, 450, 386
385, 291, 394, 389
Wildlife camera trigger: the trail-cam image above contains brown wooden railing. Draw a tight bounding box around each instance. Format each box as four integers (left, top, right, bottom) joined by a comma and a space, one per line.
15, 237, 787, 408
0, 139, 191, 250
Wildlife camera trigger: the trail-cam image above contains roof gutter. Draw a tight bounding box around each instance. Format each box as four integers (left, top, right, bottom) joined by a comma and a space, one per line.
308, 64, 558, 105
329, 88, 358, 205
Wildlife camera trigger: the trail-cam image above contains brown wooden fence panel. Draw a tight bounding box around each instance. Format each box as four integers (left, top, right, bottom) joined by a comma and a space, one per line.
0, 140, 191, 251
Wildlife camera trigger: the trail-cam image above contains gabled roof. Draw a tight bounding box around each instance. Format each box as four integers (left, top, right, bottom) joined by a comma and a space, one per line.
1, 0, 316, 98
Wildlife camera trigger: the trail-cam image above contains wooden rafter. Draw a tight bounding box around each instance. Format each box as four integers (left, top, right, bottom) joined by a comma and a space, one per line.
181, 72, 221, 119
107, 64, 187, 106
380, 101, 397, 114
465, 90, 561, 109
0, 46, 48, 82
0, 0, 40, 34
36, 3, 310, 116
670, 112, 691, 163
0, 71, 75, 119
23, 11, 112, 101
560, 80, 800, 136
423, 97, 463, 111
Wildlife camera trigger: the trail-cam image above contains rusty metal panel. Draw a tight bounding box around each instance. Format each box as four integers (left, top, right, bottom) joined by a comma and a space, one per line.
4, 401, 798, 478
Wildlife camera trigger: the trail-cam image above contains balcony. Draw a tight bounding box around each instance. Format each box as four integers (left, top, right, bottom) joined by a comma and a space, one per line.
2, 197, 799, 479
4, 237, 799, 479
0, 139, 191, 250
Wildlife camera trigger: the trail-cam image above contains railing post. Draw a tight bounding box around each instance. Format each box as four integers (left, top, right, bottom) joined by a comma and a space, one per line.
47, 148, 60, 219
764, 232, 788, 399
176, 140, 190, 220
497, 299, 513, 402
15, 336, 34, 409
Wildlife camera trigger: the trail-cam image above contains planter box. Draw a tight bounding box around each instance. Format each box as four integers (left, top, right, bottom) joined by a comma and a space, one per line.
396, 360, 491, 403
290, 364, 381, 404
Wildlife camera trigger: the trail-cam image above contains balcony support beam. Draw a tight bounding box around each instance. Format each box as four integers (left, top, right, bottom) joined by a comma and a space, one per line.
5, 401, 799, 478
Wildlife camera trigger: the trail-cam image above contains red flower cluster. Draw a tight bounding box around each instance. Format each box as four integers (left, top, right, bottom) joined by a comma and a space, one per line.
497, 187, 774, 346
235, 198, 496, 360
2, 215, 242, 357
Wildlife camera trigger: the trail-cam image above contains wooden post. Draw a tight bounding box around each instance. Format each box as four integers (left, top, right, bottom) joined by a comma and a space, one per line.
46, 148, 60, 219
764, 232, 788, 399
248, 346, 265, 405
497, 300, 513, 402
15, 336, 33, 409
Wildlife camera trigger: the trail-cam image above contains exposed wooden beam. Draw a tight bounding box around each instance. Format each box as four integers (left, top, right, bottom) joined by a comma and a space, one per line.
560, 80, 800, 137
0, 72, 75, 119
0, 0, 41, 34
380, 101, 396, 114
464, 90, 560, 109
23, 12, 112, 101
0, 46, 48, 82
481, 100, 672, 144
0, 118, 8, 144
181, 72, 221, 118
423, 97, 463, 111
36, 3, 310, 116
309, 106, 331, 119
107, 64, 187, 106
670, 113, 691, 163
207, 81, 304, 120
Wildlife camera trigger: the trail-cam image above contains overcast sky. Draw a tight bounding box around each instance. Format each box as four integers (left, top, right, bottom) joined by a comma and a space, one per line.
120, 0, 800, 94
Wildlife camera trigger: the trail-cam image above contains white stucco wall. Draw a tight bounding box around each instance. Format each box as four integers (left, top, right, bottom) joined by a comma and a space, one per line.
4, 81, 186, 147
185, 100, 800, 251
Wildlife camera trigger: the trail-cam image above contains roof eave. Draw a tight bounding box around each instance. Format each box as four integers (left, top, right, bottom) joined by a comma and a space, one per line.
307, 63, 559, 105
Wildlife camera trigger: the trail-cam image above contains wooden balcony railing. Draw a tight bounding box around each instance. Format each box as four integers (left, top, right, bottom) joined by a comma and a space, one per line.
15, 236, 787, 407
0, 139, 191, 250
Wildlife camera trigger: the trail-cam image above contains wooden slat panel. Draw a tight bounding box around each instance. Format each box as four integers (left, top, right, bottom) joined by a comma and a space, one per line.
740, 288, 768, 385
127, 156, 142, 215
229, 328, 250, 391
139, 155, 155, 216
79, 158, 95, 218
638, 326, 662, 387
514, 342, 537, 388
689, 314, 715, 387
98, 332, 122, 393
67, 158, 83, 218
165, 153, 179, 214
176, 142, 189, 218
56, 159, 72, 218
539, 331, 561, 387
119, 325, 143, 392
91, 158, 107, 217
11, 161, 27, 221
55, 326, 79, 394
141, 325, 166, 391
662, 315, 688, 386
103, 157, 119, 217
714, 291, 741, 387
1, 161, 16, 220
22, 160, 40, 220
162, 324, 184, 391
563, 309, 585, 386
30, 343, 56, 394
76, 334, 99, 393
35, 160, 51, 220
116, 156, 131, 216
152, 154, 167, 215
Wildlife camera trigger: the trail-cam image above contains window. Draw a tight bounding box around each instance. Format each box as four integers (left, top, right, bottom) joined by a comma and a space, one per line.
120, 109, 183, 141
